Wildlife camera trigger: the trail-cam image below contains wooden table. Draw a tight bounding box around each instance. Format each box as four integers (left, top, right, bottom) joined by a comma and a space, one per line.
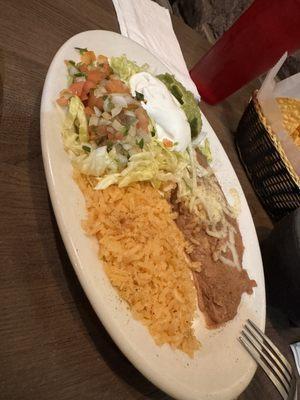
0, 1, 299, 399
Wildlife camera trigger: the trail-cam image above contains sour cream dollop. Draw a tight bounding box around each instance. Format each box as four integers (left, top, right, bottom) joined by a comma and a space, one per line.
129, 72, 191, 152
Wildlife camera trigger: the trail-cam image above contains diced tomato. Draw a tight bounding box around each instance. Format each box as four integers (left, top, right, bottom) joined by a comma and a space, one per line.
163, 138, 174, 148
135, 107, 149, 132
56, 97, 69, 106
68, 81, 85, 97
84, 106, 94, 116
87, 69, 105, 84
80, 80, 96, 100
96, 55, 111, 77
105, 78, 130, 94
88, 92, 104, 110
81, 93, 88, 101
84, 80, 96, 91
79, 64, 89, 74
81, 51, 96, 65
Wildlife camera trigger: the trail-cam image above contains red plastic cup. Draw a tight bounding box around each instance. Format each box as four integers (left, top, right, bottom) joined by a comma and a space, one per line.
190, 0, 300, 105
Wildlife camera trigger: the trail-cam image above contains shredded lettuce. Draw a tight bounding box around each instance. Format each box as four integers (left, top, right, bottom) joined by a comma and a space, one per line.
71, 96, 88, 143
64, 95, 88, 143
95, 139, 191, 190
110, 55, 148, 82
62, 96, 89, 155
72, 146, 118, 176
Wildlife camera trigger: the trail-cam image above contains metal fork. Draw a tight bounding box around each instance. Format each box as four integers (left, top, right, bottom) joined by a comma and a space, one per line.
239, 319, 298, 400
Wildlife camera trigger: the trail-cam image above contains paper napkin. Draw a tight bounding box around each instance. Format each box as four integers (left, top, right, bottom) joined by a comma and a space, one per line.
112, 0, 200, 99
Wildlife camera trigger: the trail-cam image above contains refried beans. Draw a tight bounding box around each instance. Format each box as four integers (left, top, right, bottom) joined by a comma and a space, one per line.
173, 201, 256, 328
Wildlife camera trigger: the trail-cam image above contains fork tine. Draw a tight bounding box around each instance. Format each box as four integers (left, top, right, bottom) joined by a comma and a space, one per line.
242, 329, 291, 394
247, 319, 293, 375
239, 335, 288, 400
244, 324, 292, 386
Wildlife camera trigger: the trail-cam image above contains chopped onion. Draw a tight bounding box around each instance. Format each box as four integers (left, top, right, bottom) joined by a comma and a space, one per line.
110, 94, 129, 108
102, 112, 111, 120
103, 97, 113, 113
89, 116, 99, 126
111, 105, 123, 118
74, 76, 86, 83
124, 110, 136, 117
112, 119, 124, 131
111, 93, 136, 106
98, 119, 111, 126
128, 125, 137, 137
94, 86, 107, 98
93, 107, 101, 117
69, 65, 79, 75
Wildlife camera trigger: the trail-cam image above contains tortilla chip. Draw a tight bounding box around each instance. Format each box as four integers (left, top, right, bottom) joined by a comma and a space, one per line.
292, 125, 300, 147
276, 97, 300, 147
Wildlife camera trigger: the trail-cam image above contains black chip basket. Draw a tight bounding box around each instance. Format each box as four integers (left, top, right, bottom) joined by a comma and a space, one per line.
235, 90, 300, 221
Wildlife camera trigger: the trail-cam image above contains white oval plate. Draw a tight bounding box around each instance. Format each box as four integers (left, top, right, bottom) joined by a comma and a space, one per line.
41, 30, 265, 400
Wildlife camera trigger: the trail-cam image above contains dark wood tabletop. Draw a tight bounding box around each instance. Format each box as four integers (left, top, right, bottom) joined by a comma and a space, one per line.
0, 1, 299, 399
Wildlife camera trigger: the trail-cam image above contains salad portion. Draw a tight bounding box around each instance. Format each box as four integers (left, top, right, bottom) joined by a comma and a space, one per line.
57, 48, 204, 206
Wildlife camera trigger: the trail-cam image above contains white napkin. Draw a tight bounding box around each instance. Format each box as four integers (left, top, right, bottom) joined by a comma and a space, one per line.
112, 0, 200, 100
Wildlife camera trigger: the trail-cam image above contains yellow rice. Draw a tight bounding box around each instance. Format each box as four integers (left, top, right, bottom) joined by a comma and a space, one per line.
75, 173, 200, 356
